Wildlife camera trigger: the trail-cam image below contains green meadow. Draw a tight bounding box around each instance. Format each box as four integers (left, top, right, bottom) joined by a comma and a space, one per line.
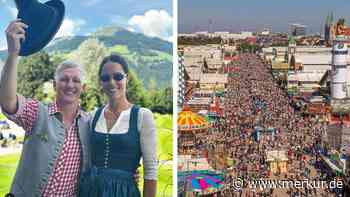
0, 154, 19, 196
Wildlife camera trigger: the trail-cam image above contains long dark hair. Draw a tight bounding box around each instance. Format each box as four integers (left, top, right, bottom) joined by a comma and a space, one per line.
98, 54, 129, 77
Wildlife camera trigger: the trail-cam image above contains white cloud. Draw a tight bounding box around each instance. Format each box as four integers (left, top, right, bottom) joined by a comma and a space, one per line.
55, 18, 86, 38
128, 9, 172, 41
3, 4, 17, 18
7, 6, 17, 18
167, 36, 173, 43
126, 27, 135, 32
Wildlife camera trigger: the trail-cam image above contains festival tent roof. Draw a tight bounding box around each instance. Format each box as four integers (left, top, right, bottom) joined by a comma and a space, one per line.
187, 97, 212, 105
272, 62, 289, 70
178, 155, 214, 171
199, 73, 228, 84
330, 114, 350, 126
185, 66, 202, 81
266, 150, 288, 162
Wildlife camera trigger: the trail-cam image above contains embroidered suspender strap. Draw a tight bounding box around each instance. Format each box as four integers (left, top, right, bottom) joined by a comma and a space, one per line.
91, 106, 104, 165
129, 105, 142, 161
92, 106, 104, 131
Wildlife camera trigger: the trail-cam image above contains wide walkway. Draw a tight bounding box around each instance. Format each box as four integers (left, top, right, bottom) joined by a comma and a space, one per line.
201, 54, 338, 196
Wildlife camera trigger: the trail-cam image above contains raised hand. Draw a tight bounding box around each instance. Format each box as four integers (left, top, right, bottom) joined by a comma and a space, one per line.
5, 19, 28, 55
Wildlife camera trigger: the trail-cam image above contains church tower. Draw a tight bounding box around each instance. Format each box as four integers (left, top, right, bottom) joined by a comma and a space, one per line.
288, 36, 296, 70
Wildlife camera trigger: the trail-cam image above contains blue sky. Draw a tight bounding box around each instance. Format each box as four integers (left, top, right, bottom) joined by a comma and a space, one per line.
179, 0, 350, 33
0, 0, 172, 50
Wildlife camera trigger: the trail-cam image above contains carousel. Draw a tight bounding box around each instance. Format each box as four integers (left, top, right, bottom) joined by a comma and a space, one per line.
178, 107, 209, 155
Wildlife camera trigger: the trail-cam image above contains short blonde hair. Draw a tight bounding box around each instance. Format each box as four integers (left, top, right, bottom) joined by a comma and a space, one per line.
54, 61, 85, 81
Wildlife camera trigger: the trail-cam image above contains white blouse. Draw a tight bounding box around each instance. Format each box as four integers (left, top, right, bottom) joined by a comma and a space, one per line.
92, 106, 157, 180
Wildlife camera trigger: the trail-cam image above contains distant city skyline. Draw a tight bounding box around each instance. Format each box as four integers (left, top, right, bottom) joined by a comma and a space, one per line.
179, 0, 350, 34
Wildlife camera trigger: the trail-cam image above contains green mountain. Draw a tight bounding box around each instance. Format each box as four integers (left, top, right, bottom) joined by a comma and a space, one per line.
93, 26, 128, 37
0, 26, 172, 89
45, 36, 88, 53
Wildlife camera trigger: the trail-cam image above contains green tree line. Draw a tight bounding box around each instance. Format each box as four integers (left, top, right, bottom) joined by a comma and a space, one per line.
237, 42, 259, 53
178, 36, 222, 45
16, 38, 172, 114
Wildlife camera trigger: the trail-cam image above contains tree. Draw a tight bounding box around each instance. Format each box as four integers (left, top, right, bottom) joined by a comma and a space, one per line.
147, 78, 157, 93
284, 51, 289, 63
290, 55, 296, 70
338, 18, 345, 26
161, 87, 173, 113
203, 58, 208, 73
178, 36, 222, 45
70, 38, 108, 111
17, 51, 56, 101
127, 69, 149, 107
50, 51, 66, 67
149, 87, 173, 114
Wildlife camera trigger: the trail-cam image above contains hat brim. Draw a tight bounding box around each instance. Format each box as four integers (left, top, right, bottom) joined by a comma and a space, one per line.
19, 0, 65, 56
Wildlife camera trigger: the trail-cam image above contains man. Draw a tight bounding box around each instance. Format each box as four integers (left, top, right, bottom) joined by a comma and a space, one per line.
0, 20, 90, 197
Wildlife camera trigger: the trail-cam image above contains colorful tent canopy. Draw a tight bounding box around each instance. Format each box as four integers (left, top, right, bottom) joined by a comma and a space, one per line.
178, 171, 224, 193
178, 109, 208, 131
189, 173, 223, 191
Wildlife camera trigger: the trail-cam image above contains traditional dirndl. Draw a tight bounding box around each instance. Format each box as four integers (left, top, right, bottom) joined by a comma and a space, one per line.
79, 166, 140, 197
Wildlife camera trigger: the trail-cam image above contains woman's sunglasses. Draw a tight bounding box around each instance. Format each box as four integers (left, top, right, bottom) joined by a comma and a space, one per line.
100, 72, 126, 82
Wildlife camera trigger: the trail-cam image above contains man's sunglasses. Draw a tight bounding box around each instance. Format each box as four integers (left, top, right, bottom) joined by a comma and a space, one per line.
100, 72, 126, 82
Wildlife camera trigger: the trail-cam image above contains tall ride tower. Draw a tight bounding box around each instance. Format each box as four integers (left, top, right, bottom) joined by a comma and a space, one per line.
331, 36, 348, 100
326, 36, 350, 173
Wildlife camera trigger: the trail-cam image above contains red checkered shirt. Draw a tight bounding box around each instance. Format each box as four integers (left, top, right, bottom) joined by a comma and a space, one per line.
8, 98, 82, 197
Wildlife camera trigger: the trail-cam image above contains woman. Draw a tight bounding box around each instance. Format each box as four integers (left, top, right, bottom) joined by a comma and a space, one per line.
79, 54, 157, 197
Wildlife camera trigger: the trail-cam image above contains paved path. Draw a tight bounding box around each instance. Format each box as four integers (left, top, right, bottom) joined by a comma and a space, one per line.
0, 146, 22, 156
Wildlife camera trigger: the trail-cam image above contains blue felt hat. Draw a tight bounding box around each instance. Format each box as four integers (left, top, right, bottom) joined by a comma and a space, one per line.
15, 0, 65, 56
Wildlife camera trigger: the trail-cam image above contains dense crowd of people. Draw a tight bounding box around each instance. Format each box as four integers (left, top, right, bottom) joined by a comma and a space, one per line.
188, 54, 344, 196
